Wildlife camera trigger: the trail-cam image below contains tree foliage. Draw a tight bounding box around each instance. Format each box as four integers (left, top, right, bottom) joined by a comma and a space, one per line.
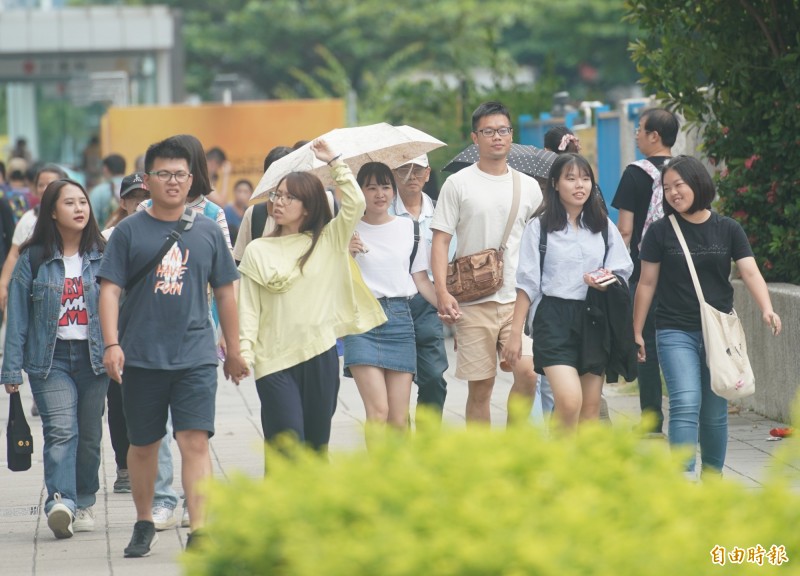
626, 0, 800, 283
150, 0, 635, 100
68, 0, 636, 181
71, 0, 636, 105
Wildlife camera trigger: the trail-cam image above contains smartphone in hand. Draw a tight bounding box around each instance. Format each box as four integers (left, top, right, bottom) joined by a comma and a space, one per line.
587, 268, 618, 287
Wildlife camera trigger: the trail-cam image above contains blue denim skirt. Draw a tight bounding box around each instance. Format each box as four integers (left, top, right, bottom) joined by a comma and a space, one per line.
343, 296, 416, 376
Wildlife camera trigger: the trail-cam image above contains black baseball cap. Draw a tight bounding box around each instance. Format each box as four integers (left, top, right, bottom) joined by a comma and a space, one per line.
119, 172, 148, 198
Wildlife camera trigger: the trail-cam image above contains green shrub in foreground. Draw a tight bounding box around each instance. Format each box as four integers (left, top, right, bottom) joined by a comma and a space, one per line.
184, 419, 800, 575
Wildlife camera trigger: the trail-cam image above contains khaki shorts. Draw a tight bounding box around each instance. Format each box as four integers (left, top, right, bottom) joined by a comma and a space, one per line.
454, 300, 533, 381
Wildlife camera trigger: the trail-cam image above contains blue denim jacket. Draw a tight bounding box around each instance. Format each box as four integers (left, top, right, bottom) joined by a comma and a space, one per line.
1, 247, 106, 383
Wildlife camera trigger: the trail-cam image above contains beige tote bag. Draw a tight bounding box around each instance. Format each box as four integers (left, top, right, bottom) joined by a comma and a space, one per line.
669, 215, 755, 400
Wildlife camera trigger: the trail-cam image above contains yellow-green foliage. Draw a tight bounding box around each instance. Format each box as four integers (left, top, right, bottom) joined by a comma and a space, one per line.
184, 420, 800, 576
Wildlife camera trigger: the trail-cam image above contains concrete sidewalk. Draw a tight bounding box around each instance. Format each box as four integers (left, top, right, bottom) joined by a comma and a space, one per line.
0, 337, 795, 575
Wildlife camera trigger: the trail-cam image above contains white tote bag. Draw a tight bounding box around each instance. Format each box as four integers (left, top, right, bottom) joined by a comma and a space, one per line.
669, 215, 755, 400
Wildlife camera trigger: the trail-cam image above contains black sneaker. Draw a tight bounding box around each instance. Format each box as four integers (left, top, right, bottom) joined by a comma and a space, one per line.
185, 529, 206, 552
124, 520, 158, 558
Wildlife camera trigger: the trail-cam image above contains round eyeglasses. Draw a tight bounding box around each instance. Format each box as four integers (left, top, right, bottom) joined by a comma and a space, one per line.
269, 192, 297, 205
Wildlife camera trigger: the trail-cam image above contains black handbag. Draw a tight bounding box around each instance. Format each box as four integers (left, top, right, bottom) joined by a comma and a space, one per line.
6, 392, 33, 472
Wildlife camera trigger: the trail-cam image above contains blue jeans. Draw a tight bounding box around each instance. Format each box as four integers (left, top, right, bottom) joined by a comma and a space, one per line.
408, 293, 448, 416
656, 329, 728, 473
29, 340, 108, 514
153, 412, 179, 510
630, 281, 663, 433
530, 374, 555, 425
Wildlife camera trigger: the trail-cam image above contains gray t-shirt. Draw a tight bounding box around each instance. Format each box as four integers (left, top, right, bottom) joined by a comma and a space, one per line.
97, 210, 239, 370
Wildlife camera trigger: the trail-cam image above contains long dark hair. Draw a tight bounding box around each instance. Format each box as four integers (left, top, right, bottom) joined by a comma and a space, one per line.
269, 172, 333, 272
20, 179, 106, 260
533, 153, 607, 234
171, 134, 212, 200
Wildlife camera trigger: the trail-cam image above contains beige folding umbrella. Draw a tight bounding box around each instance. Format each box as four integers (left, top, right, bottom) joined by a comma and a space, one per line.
250, 122, 446, 202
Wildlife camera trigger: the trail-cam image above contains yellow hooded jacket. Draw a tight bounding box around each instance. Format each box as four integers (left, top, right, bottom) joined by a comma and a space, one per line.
237, 162, 386, 379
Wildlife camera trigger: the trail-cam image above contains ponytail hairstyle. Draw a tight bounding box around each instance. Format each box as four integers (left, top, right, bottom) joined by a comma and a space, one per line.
544, 126, 580, 154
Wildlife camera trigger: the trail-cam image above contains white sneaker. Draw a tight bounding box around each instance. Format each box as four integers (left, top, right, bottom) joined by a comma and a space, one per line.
152, 506, 177, 531
181, 505, 190, 528
47, 494, 74, 539
73, 506, 95, 532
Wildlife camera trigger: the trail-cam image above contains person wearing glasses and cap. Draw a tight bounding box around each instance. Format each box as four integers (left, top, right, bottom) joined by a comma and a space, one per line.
430, 101, 543, 426
382, 154, 454, 422
101, 172, 151, 497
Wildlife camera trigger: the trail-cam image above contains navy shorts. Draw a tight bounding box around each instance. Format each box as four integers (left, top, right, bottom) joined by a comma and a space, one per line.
121, 364, 218, 446
532, 296, 584, 375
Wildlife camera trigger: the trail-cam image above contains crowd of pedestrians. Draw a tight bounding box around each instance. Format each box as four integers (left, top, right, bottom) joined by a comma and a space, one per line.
0, 101, 782, 559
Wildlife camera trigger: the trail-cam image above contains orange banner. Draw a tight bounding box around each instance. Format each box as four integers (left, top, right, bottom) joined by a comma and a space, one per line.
101, 99, 345, 202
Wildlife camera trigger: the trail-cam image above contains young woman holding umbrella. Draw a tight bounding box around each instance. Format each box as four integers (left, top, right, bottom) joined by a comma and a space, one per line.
238, 139, 385, 457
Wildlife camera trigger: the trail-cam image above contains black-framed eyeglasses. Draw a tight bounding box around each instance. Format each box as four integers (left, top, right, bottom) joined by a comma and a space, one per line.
269, 191, 298, 205
148, 170, 192, 183
474, 127, 513, 138
634, 126, 653, 136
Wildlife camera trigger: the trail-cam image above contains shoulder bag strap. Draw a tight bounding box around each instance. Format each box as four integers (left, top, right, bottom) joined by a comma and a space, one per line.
409, 220, 421, 274
126, 207, 196, 290
538, 219, 547, 283
499, 169, 521, 252
601, 225, 609, 267
668, 214, 706, 303
251, 203, 269, 239
27, 244, 45, 283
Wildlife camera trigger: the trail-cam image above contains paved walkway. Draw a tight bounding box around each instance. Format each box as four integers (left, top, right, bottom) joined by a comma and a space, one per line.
0, 337, 794, 574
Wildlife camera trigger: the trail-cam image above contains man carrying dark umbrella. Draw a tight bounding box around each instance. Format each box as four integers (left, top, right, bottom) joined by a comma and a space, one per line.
430, 101, 543, 425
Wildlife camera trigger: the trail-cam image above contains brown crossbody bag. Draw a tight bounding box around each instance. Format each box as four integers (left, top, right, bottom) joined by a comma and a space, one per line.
445, 170, 521, 303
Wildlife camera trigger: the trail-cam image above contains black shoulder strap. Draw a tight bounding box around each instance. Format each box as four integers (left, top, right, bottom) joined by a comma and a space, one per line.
28, 245, 45, 283
538, 220, 547, 283
409, 220, 421, 273
252, 203, 269, 240
538, 221, 607, 275
126, 207, 196, 290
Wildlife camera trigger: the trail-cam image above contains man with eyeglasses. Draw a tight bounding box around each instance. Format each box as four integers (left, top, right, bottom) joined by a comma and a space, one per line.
430, 101, 542, 425
612, 107, 680, 437
98, 137, 248, 557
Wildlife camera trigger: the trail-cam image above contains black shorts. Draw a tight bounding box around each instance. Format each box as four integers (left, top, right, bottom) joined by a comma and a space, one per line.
532, 296, 583, 375
121, 364, 218, 446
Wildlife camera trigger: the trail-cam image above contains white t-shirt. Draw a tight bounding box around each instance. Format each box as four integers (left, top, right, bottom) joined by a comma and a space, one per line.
56, 253, 89, 341
352, 217, 428, 299
430, 164, 542, 305
12, 210, 37, 246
